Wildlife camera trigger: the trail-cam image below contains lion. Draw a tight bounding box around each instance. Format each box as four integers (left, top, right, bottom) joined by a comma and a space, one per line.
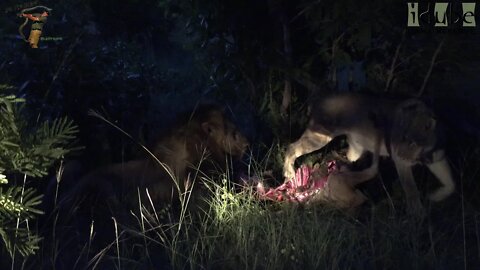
283, 93, 454, 214
70, 104, 249, 217
44, 105, 250, 268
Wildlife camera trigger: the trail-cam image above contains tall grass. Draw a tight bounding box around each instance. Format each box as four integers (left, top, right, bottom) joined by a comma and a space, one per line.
26, 156, 480, 270
132, 172, 476, 270
27, 122, 480, 270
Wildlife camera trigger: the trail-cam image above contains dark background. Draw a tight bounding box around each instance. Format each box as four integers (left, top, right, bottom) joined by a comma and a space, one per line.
1, 0, 479, 164
2, 0, 480, 202
1, 0, 480, 206
1, 0, 480, 268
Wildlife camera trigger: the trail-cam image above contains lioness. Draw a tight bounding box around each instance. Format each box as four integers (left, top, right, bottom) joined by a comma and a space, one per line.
73, 104, 249, 214
283, 93, 454, 213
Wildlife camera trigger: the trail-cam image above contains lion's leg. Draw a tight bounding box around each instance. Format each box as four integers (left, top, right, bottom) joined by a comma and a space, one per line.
351, 190, 368, 208
393, 158, 424, 215
426, 151, 455, 202
346, 142, 365, 162
283, 129, 332, 179
340, 164, 378, 187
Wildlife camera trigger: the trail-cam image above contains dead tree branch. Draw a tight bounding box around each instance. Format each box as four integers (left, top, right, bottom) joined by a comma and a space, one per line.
417, 37, 445, 97
385, 29, 406, 92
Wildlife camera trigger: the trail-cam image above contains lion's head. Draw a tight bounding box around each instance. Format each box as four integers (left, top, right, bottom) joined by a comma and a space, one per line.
151, 104, 248, 170
391, 99, 437, 161
198, 107, 249, 161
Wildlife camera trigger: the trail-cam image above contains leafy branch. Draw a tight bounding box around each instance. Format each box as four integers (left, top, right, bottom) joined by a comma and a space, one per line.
0, 85, 79, 259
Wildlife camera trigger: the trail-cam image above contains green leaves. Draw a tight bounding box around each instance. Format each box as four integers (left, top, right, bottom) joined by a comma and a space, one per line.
0, 173, 7, 184
0, 87, 78, 259
0, 93, 80, 177
0, 171, 44, 258
0, 226, 42, 258
0, 186, 44, 219
0, 169, 44, 259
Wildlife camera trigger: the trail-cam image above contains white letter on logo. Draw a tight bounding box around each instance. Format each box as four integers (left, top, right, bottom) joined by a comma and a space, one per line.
407, 3, 420, 27
463, 3, 476, 27
434, 3, 449, 27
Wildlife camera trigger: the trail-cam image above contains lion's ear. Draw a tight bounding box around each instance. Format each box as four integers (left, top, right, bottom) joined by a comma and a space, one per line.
202, 122, 215, 135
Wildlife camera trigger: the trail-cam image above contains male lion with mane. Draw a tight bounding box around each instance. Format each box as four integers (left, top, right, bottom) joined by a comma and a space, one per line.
68, 104, 249, 218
